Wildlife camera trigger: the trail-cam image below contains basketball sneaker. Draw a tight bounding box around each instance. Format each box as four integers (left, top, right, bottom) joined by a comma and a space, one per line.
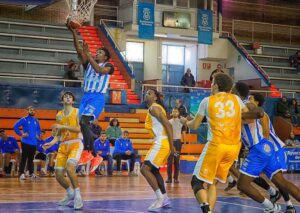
58, 192, 74, 206
264, 203, 281, 213
286, 205, 296, 213
148, 199, 163, 212
78, 150, 94, 166
89, 156, 103, 173
270, 191, 281, 203
73, 195, 83, 210
19, 173, 26, 180
162, 197, 171, 207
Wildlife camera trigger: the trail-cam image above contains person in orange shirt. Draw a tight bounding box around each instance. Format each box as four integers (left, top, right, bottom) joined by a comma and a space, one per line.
180, 73, 251, 213
43, 91, 83, 210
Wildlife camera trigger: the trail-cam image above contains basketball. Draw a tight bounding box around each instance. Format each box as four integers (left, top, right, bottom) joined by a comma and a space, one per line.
69, 19, 81, 29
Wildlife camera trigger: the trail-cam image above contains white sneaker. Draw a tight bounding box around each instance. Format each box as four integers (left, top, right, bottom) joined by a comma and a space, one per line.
19, 173, 26, 180
74, 195, 83, 210
264, 203, 281, 213
30, 174, 39, 180
162, 197, 171, 207
148, 199, 163, 212
58, 193, 74, 206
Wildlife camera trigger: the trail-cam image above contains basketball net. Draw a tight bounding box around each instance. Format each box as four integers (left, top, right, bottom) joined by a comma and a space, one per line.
66, 0, 97, 24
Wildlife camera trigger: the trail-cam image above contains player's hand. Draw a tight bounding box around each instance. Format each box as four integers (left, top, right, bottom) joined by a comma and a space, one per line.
125, 151, 131, 155
22, 132, 28, 137
97, 151, 102, 155
180, 117, 187, 125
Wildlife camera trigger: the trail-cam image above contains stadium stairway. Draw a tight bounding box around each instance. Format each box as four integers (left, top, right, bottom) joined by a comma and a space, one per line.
78, 26, 140, 105
240, 42, 300, 99
0, 108, 201, 161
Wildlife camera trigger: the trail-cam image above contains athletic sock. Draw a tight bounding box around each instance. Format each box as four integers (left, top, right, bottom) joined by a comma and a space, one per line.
66, 187, 74, 196
74, 188, 81, 197
200, 203, 210, 213
262, 198, 274, 209
286, 200, 293, 206
227, 175, 234, 183
267, 187, 276, 196
155, 189, 163, 200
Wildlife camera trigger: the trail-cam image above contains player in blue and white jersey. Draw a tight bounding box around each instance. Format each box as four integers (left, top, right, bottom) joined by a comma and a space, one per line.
250, 93, 296, 213
68, 22, 114, 170
233, 83, 300, 213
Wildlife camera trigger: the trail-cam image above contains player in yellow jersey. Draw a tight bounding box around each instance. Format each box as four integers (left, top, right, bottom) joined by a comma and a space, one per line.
43, 91, 83, 210
180, 73, 249, 213
141, 89, 176, 212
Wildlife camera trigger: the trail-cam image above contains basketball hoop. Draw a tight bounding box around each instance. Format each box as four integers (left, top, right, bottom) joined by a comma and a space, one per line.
65, 0, 97, 25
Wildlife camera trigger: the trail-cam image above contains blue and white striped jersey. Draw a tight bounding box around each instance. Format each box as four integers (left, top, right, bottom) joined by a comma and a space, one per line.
241, 119, 265, 149
83, 62, 114, 93
265, 114, 285, 151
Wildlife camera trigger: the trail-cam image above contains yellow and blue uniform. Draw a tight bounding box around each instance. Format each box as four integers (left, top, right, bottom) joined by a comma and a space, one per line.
145, 103, 171, 168
193, 93, 245, 184
55, 108, 83, 169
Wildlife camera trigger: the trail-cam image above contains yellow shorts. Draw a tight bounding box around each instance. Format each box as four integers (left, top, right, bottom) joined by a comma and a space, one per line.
55, 139, 83, 169
145, 137, 170, 168
193, 142, 240, 184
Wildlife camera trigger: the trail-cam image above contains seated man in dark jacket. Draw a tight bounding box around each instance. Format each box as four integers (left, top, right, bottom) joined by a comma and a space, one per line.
113, 131, 137, 176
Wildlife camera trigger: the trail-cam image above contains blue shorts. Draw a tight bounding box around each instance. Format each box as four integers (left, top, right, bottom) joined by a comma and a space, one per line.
275, 148, 287, 171
240, 139, 281, 179
79, 92, 105, 119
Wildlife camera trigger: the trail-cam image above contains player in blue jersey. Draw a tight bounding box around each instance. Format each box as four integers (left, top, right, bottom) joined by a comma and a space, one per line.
233, 83, 300, 213
250, 93, 296, 213
68, 22, 114, 172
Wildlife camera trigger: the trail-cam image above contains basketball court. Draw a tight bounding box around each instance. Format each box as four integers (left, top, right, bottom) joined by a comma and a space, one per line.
0, 173, 299, 212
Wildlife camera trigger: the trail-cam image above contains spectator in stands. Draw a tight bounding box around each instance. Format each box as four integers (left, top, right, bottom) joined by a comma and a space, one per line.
289, 51, 300, 74
285, 131, 300, 146
113, 131, 137, 176
166, 108, 184, 184
175, 99, 188, 118
94, 131, 113, 176
277, 96, 291, 118
106, 118, 122, 146
289, 98, 300, 126
209, 64, 224, 81
181, 68, 196, 93
64, 60, 81, 87
0, 129, 20, 176
14, 106, 41, 180
90, 119, 102, 140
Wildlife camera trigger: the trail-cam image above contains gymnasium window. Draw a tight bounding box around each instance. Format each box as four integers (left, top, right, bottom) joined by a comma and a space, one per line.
126, 42, 144, 62
162, 45, 185, 65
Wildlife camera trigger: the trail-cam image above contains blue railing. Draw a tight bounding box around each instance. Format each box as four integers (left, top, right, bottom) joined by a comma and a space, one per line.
225, 35, 271, 86
98, 21, 135, 78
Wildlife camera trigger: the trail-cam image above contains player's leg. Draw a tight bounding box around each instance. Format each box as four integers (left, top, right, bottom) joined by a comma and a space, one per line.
55, 144, 74, 206
66, 141, 83, 210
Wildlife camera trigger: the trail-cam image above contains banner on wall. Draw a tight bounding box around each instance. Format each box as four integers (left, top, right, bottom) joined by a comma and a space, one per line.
285, 147, 300, 171
138, 2, 155, 40
197, 9, 213, 45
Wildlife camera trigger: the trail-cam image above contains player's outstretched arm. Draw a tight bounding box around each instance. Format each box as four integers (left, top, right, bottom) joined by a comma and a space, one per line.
242, 103, 264, 120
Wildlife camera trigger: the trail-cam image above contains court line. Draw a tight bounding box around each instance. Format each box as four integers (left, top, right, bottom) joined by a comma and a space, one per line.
15, 208, 144, 213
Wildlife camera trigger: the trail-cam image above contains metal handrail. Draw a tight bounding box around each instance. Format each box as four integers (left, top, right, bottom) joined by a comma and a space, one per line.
99, 19, 128, 62
142, 84, 296, 98
232, 19, 300, 45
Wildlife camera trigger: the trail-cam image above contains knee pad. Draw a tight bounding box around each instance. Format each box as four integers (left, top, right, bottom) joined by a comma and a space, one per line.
191, 175, 205, 195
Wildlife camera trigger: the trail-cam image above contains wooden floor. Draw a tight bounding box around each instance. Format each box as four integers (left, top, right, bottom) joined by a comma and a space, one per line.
0, 171, 299, 212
